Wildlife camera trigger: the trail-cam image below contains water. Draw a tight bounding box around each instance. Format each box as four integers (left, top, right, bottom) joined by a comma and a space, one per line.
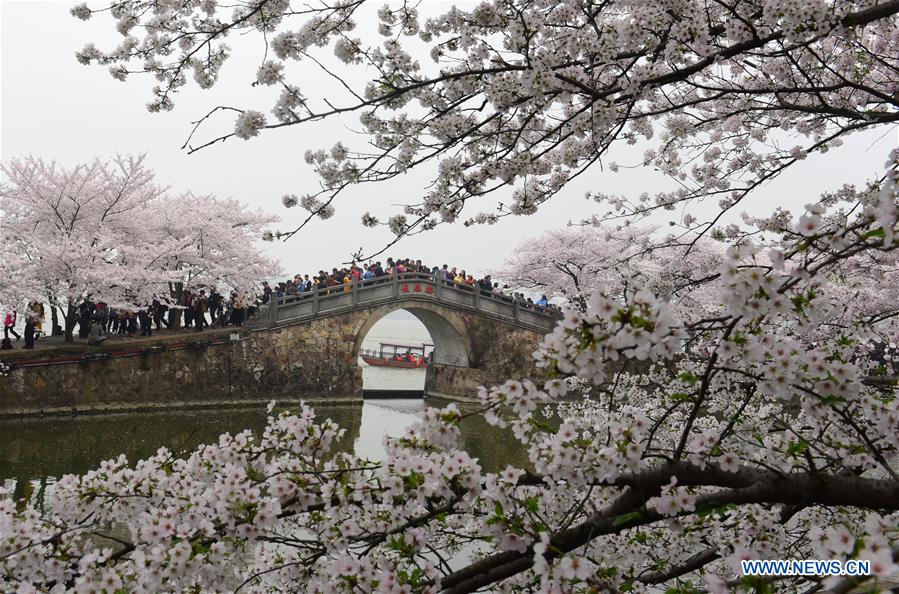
0, 399, 530, 499
0, 312, 529, 496
359, 311, 431, 391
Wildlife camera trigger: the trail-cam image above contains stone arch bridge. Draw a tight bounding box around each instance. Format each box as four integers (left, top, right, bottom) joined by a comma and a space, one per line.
0, 274, 559, 415
241, 273, 559, 400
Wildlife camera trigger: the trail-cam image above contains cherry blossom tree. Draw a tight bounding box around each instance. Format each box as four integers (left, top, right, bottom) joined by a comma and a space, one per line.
146, 192, 281, 325
0, 156, 281, 340
0, 155, 170, 341
497, 225, 723, 316
71, 0, 899, 249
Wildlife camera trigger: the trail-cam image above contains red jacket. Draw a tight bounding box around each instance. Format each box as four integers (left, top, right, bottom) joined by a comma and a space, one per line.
3, 312, 15, 328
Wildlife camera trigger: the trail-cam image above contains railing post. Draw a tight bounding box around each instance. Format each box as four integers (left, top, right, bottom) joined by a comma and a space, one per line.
313, 288, 320, 316
392, 273, 399, 298
436, 277, 442, 302
513, 301, 519, 322
352, 281, 359, 306
474, 287, 480, 310
269, 299, 277, 325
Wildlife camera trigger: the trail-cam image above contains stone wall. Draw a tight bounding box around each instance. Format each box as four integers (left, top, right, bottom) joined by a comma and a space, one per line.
238, 316, 363, 397
0, 301, 547, 417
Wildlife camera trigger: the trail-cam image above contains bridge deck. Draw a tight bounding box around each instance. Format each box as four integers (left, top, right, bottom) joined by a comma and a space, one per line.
260, 273, 559, 333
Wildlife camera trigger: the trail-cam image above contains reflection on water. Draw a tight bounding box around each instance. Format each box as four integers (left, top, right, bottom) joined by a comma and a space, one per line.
362, 366, 427, 391
0, 399, 529, 499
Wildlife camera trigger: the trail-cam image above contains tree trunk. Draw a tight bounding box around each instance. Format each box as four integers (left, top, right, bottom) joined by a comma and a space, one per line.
64, 304, 77, 343
169, 282, 184, 330
51, 306, 61, 337
169, 308, 182, 330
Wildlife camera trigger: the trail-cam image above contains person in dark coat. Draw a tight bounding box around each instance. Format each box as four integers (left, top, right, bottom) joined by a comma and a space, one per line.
230, 292, 245, 327
139, 305, 153, 337
194, 290, 208, 331
78, 300, 94, 339
94, 302, 109, 333
153, 297, 169, 330
182, 290, 194, 329
126, 311, 139, 336
208, 289, 222, 324
23, 315, 35, 349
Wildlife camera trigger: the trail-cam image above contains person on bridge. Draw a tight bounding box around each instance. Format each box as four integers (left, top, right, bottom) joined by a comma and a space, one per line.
478, 275, 493, 295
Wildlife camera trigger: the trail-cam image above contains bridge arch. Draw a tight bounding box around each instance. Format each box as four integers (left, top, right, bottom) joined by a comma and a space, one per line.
351, 301, 471, 367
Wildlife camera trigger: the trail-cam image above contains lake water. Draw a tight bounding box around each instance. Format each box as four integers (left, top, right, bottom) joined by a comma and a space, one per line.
359, 311, 432, 391
0, 312, 529, 498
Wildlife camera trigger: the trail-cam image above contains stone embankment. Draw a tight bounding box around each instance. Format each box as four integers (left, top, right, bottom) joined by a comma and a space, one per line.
0, 323, 360, 417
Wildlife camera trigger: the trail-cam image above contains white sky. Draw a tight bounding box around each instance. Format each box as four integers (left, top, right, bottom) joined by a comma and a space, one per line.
2, 0, 896, 281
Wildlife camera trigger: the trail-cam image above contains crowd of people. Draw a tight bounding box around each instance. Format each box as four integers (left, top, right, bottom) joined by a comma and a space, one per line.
0, 258, 556, 351
72, 288, 259, 344
2, 302, 45, 350
1, 290, 259, 350
264, 258, 556, 313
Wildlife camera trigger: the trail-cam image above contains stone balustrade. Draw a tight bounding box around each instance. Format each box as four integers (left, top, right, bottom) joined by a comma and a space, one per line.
265, 272, 559, 333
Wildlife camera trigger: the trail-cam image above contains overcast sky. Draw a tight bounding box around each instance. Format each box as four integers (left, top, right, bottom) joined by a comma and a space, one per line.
2, 1, 896, 281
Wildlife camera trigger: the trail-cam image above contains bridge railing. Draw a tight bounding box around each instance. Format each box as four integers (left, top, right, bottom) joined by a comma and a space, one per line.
266, 272, 560, 332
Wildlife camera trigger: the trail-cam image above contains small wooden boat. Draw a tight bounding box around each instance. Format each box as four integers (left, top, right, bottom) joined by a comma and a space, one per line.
361, 342, 432, 369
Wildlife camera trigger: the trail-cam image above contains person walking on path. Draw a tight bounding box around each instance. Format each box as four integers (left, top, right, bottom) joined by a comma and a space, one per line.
230, 292, 245, 327
152, 297, 169, 330
139, 305, 153, 337
78, 300, 94, 339
126, 311, 139, 336
208, 289, 222, 325
4, 310, 20, 341
31, 302, 44, 339
182, 290, 194, 329
194, 290, 209, 331
94, 302, 109, 334
194, 289, 209, 332
23, 310, 35, 349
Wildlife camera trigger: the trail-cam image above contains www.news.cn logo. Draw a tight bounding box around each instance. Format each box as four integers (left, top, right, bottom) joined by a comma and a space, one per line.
741, 559, 871, 577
